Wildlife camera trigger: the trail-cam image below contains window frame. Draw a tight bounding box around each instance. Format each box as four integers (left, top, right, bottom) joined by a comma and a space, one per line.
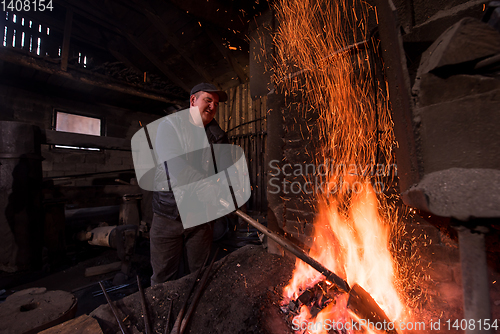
51, 108, 105, 152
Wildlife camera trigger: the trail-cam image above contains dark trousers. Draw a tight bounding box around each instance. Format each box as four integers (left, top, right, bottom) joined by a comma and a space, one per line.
150, 213, 213, 286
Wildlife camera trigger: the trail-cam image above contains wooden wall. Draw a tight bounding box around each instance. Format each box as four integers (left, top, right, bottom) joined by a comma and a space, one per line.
216, 83, 268, 214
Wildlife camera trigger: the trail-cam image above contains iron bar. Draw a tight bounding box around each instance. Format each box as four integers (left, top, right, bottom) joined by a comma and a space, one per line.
170, 252, 210, 334
179, 248, 220, 334
137, 276, 152, 334
99, 281, 129, 334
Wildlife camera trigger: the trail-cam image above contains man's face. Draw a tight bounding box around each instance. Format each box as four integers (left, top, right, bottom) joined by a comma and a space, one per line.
190, 91, 220, 127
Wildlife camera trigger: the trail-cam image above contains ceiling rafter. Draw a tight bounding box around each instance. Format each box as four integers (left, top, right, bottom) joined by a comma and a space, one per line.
58, 0, 191, 93
0, 47, 184, 104
129, 0, 217, 87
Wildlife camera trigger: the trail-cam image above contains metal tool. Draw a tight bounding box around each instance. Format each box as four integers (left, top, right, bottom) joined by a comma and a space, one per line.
169, 252, 210, 334
220, 198, 398, 334
179, 248, 220, 334
163, 293, 179, 334
99, 281, 129, 334
137, 275, 152, 334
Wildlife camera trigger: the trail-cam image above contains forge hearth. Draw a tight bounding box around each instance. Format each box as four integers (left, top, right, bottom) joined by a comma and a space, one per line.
91, 245, 295, 334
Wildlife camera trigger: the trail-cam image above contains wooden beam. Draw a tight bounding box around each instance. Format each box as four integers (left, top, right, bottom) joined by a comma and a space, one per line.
107, 45, 142, 74
205, 25, 249, 83
130, 1, 216, 86
61, 8, 73, 71
39, 315, 103, 334
0, 47, 184, 104
42, 129, 131, 150
59, 0, 191, 93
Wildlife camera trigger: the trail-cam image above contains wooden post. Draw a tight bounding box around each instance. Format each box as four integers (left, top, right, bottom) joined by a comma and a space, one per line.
61, 8, 73, 71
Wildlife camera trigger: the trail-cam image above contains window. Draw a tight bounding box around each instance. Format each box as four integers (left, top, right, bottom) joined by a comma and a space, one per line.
54, 110, 102, 151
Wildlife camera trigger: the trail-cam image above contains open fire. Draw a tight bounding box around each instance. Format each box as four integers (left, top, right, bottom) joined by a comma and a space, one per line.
282, 183, 406, 333
272, 0, 413, 332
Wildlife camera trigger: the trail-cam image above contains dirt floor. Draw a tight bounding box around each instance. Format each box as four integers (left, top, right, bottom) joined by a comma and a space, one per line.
91, 245, 295, 334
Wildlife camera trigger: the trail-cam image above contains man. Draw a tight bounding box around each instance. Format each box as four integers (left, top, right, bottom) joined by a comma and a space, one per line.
150, 83, 229, 285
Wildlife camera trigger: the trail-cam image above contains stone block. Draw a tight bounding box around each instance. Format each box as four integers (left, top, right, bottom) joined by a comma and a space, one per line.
51, 152, 64, 163
111, 151, 133, 159
285, 208, 316, 226
44, 171, 63, 178
418, 243, 460, 263
416, 90, 500, 173
452, 262, 462, 286
404, 222, 441, 244
100, 164, 124, 173
75, 163, 97, 173
418, 18, 500, 74
283, 219, 305, 237
85, 154, 105, 164
41, 160, 53, 172
106, 156, 123, 165
428, 262, 454, 283
63, 153, 85, 163
414, 74, 500, 108
437, 281, 463, 305
404, 168, 500, 220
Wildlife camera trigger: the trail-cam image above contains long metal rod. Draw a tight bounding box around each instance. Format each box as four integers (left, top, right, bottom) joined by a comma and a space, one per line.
137, 276, 152, 334
164, 299, 174, 334
99, 281, 128, 334
220, 199, 349, 293
170, 252, 211, 334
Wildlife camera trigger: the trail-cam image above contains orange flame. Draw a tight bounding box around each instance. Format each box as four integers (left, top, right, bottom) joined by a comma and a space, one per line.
272, 0, 411, 332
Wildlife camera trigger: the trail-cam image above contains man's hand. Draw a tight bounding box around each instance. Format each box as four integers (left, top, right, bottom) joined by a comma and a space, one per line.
195, 181, 220, 206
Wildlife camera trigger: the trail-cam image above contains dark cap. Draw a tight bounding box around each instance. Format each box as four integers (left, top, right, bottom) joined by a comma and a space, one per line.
190, 83, 228, 102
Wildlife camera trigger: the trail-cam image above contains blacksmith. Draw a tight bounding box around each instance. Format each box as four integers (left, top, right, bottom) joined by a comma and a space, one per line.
150, 83, 228, 285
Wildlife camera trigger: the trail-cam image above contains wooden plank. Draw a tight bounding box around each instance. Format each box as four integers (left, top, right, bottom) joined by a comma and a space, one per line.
39, 314, 103, 334
43, 129, 131, 151
61, 9, 73, 71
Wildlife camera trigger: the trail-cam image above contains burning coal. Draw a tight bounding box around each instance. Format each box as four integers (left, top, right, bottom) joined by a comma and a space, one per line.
272, 0, 414, 332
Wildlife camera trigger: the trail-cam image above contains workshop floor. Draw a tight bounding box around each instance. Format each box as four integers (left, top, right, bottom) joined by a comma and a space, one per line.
0, 215, 265, 319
